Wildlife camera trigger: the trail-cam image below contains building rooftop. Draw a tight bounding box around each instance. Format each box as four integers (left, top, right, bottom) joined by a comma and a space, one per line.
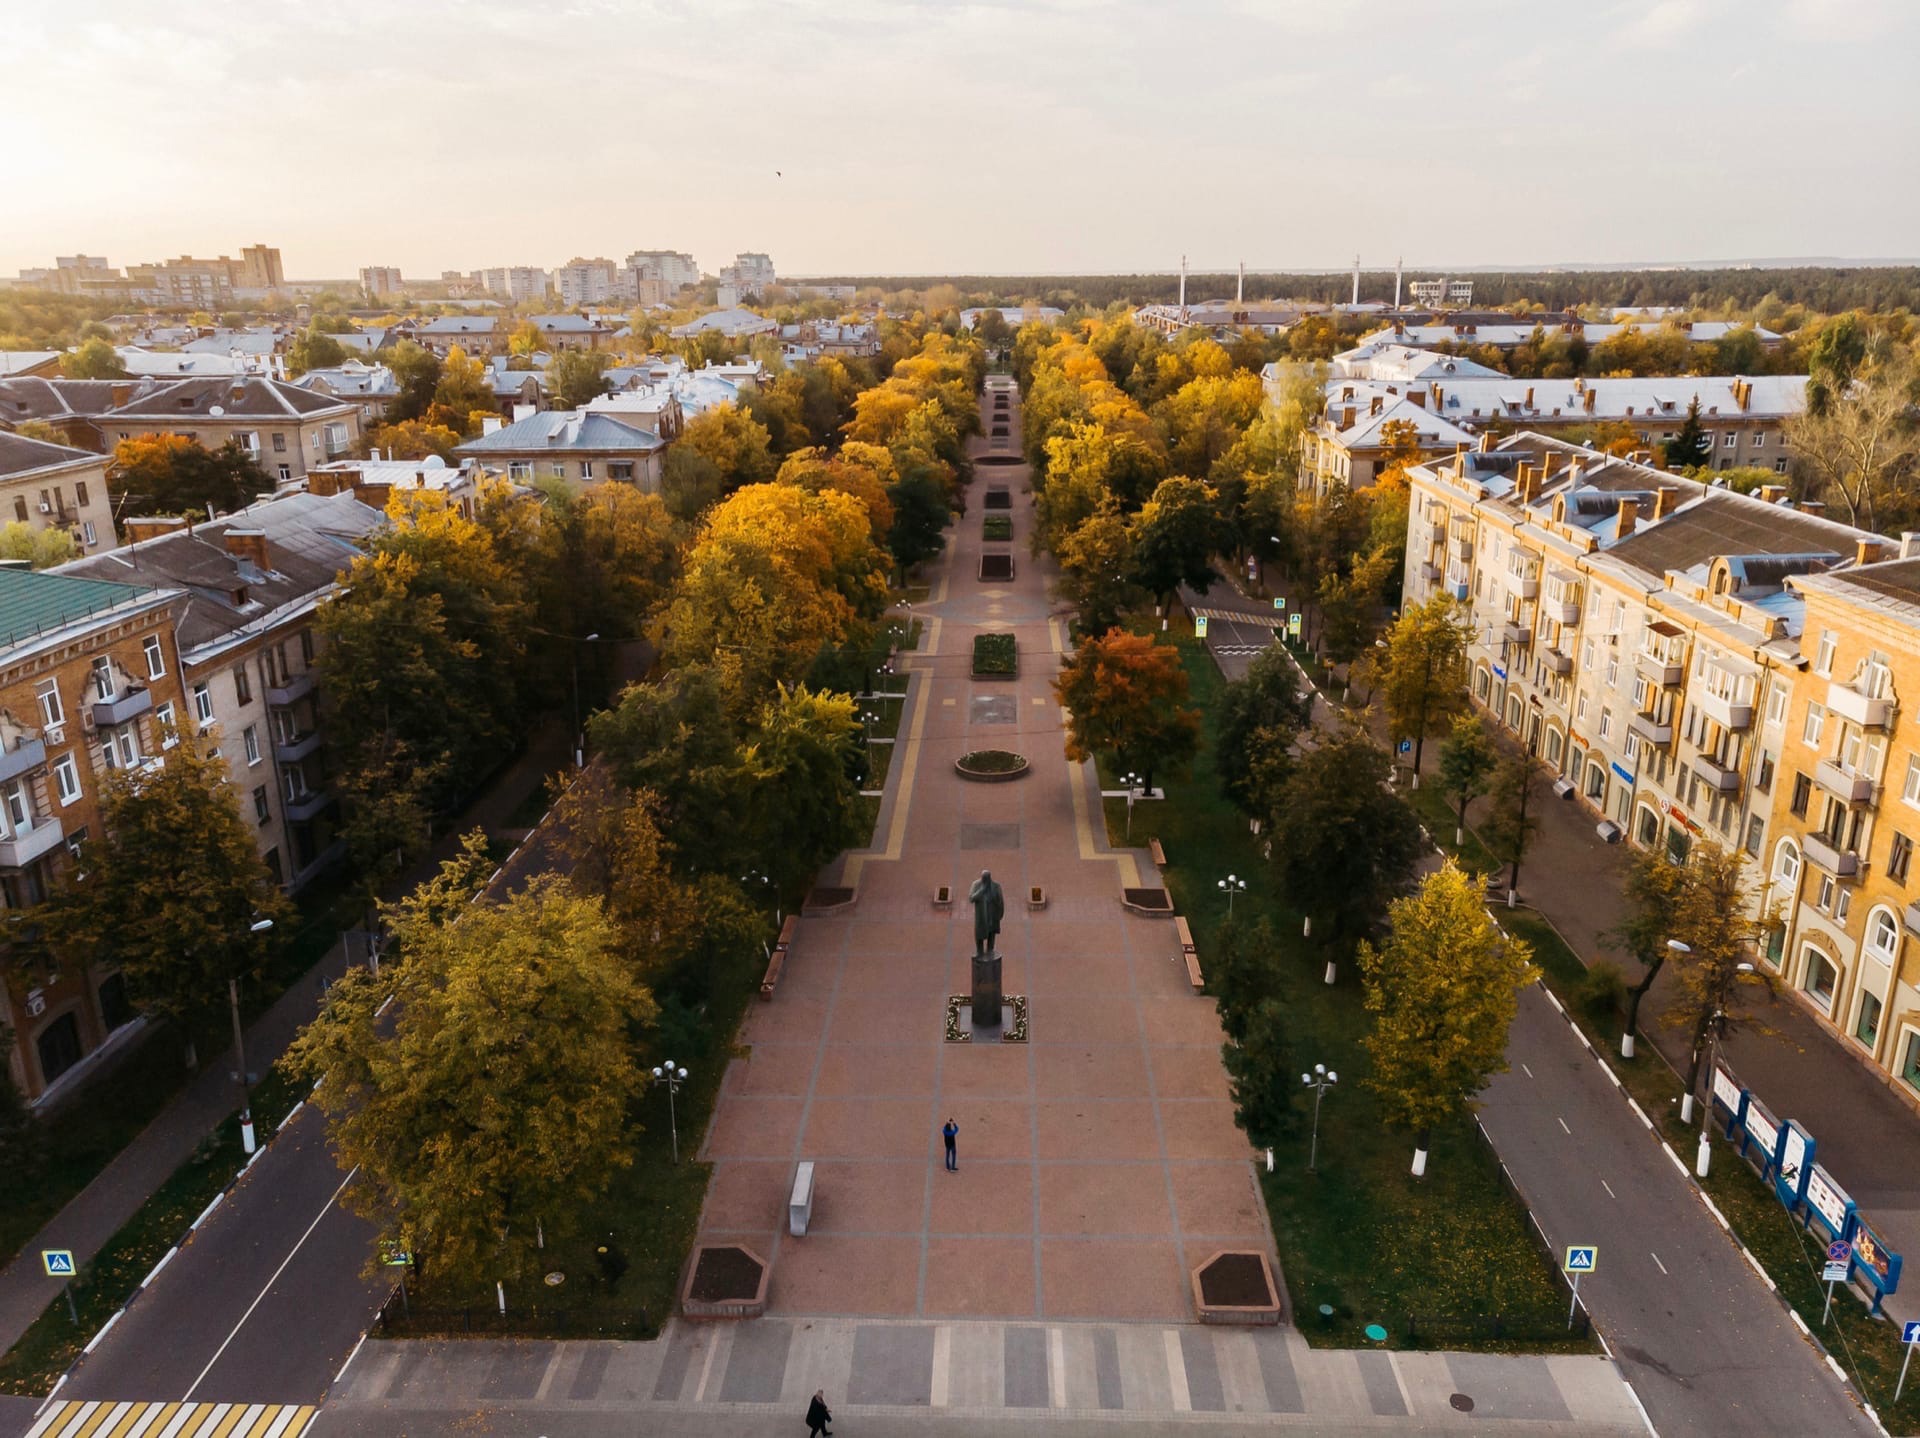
670, 308, 778, 339
0, 351, 62, 377
0, 567, 163, 652
1360, 319, 1782, 350
296, 363, 399, 400
0, 431, 101, 479
108, 376, 353, 421
455, 410, 665, 455
416, 315, 498, 336
0, 377, 137, 422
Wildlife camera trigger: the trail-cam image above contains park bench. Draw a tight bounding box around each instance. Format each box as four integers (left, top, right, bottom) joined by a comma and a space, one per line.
1149, 838, 1168, 869
1174, 915, 1204, 991
759, 916, 801, 1001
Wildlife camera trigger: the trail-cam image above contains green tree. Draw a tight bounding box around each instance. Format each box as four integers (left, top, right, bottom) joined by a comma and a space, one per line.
1480, 752, 1540, 904
1126, 476, 1227, 614
547, 349, 610, 409
1610, 847, 1692, 1058
384, 340, 442, 424
1056, 507, 1142, 638
1435, 715, 1498, 848
739, 684, 864, 897
589, 665, 747, 877
1206, 915, 1282, 1042
1660, 396, 1712, 471
50, 739, 288, 1063
61, 336, 126, 379
288, 325, 348, 376
0, 521, 76, 569
1360, 860, 1537, 1175
1268, 728, 1422, 976
292, 875, 654, 1292
1053, 628, 1200, 799
1805, 312, 1868, 417
1223, 998, 1295, 1151
111, 434, 270, 517
885, 467, 950, 576
1374, 595, 1471, 777
1212, 645, 1309, 819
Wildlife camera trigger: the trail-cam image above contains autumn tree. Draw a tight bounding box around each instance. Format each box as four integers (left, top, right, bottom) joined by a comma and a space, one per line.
1435, 715, 1498, 848
368, 419, 461, 462
1610, 848, 1692, 1058
589, 665, 748, 877
547, 348, 611, 409
1053, 629, 1201, 799
50, 739, 289, 1065
288, 325, 348, 376
1361, 860, 1536, 1176
1267, 728, 1422, 976
61, 336, 126, 379
1660, 844, 1779, 1108
111, 433, 270, 516
1127, 476, 1228, 614
1212, 645, 1310, 819
1375, 595, 1472, 777
0, 521, 76, 569
431, 345, 494, 434
1480, 752, 1541, 903
292, 875, 654, 1292
1056, 507, 1141, 637
678, 404, 775, 495
383, 340, 442, 424
1786, 350, 1920, 530
1155, 369, 1265, 477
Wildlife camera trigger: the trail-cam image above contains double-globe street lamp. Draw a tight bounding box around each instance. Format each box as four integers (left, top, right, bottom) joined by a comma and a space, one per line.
1218, 873, 1247, 917
1302, 1063, 1338, 1171
652, 1060, 689, 1164
230, 916, 276, 1154
1121, 772, 1143, 840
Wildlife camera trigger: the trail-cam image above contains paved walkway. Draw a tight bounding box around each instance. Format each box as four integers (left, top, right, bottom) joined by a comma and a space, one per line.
315, 1321, 1645, 1435
0, 720, 572, 1364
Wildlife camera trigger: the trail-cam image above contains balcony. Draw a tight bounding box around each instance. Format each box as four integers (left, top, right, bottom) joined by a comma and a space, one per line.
273, 731, 323, 764
1501, 623, 1533, 648
1635, 651, 1684, 688
1628, 712, 1673, 747
1802, 832, 1860, 878
1543, 648, 1573, 675
0, 736, 47, 785
1551, 599, 1581, 626
284, 788, 333, 823
92, 687, 153, 727
1419, 562, 1441, 585
1905, 900, 1920, 937
1452, 535, 1473, 561
1694, 754, 1741, 792
1827, 679, 1894, 730
1812, 757, 1874, 805
267, 671, 315, 708
0, 818, 64, 870
1513, 575, 1540, 600
1694, 688, 1754, 731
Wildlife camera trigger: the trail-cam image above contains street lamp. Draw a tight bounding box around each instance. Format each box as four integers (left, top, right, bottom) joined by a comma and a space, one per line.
651, 1060, 689, 1164
1302, 1064, 1338, 1171
1120, 772, 1143, 840
572, 632, 600, 769
1218, 873, 1247, 917
1694, 960, 1755, 1177
231, 917, 275, 1154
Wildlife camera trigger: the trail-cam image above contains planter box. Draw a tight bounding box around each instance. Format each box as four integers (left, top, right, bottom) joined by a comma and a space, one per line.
978, 553, 1014, 581
683, 1242, 770, 1320
1028, 886, 1047, 910
971, 633, 1017, 679
1121, 887, 1174, 916
803, 886, 857, 913
955, 751, 1029, 782
983, 489, 1012, 510
933, 885, 953, 909
1191, 1250, 1282, 1325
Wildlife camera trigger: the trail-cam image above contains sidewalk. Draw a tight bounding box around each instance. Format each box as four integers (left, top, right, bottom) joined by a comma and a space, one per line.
0, 718, 571, 1360
317, 1319, 1646, 1435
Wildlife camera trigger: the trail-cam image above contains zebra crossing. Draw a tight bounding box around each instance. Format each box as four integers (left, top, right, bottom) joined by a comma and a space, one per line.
26, 1399, 314, 1438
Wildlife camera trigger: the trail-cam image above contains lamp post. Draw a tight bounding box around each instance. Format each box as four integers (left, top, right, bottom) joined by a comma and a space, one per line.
1694, 960, 1755, 1177
231, 917, 275, 1154
1120, 772, 1143, 840
651, 1060, 689, 1164
1302, 1063, 1338, 1171
572, 632, 600, 769
1218, 873, 1247, 917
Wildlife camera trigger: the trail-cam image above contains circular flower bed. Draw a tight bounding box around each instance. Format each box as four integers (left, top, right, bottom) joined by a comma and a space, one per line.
956, 749, 1029, 781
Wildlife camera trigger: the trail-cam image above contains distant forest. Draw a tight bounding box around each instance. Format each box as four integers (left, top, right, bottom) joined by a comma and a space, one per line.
811, 267, 1920, 317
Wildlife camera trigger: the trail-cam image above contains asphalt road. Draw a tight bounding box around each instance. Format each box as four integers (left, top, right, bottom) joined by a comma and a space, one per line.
59, 1102, 387, 1405
1479, 986, 1875, 1436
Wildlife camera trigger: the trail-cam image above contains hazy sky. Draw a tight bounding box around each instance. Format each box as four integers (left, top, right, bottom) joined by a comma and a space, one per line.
9, 0, 1918, 281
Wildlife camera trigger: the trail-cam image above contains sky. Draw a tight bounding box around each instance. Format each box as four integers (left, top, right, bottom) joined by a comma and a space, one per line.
8, 0, 1919, 282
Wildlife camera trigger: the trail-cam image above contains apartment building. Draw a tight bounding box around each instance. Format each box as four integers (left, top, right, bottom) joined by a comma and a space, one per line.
413, 315, 501, 355
360, 266, 405, 297
100, 377, 362, 485
718, 252, 776, 296
1300, 396, 1476, 493
529, 313, 618, 352
555, 258, 622, 307
0, 378, 141, 449
0, 568, 188, 1102
307, 455, 482, 518
455, 411, 665, 489
59, 491, 384, 895
1361, 318, 1782, 351
1758, 556, 1920, 1108
0, 433, 117, 553
481, 267, 551, 303
625, 250, 700, 294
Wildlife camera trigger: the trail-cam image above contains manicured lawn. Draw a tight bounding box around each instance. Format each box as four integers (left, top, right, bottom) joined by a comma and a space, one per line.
1102, 628, 1588, 1351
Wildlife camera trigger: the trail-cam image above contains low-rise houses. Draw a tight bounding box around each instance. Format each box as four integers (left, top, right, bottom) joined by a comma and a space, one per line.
0, 568, 188, 1101
0, 433, 116, 553
100, 378, 362, 486
413, 315, 501, 355
295, 362, 400, 423
307, 455, 482, 518
670, 307, 778, 341
1398, 432, 1920, 1106
455, 410, 666, 488
1361, 317, 1782, 352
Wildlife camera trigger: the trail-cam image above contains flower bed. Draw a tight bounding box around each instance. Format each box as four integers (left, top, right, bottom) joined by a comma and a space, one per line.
956, 749, 1028, 781
1121, 886, 1175, 915
1192, 1250, 1282, 1325
972, 633, 1017, 676
983, 515, 1012, 542
944, 992, 1030, 1043
983, 488, 1012, 510
978, 553, 1014, 581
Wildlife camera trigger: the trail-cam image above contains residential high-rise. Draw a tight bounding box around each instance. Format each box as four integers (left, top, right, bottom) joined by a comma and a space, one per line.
555, 257, 622, 306
239, 244, 285, 293
359, 266, 405, 297
625, 250, 700, 296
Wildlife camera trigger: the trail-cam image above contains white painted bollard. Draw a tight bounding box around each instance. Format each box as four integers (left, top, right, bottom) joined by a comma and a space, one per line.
1696, 1129, 1712, 1178
1411, 1146, 1429, 1179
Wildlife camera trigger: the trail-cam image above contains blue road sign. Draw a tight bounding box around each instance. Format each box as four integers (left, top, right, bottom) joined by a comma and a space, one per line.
42, 1250, 74, 1277
1563, 1245, 1598, 1274
1398, 740, 1412, 755
1829, 1240, 1854, 1265
1905, 1321, 1920, 1345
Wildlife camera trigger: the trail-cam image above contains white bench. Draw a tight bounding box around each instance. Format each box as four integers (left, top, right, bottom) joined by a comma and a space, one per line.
789, 1160, 815, 1237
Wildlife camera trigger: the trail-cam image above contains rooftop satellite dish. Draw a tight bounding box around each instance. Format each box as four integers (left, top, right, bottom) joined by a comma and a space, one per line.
421, 455, 446, 470
209, 404, 225, 416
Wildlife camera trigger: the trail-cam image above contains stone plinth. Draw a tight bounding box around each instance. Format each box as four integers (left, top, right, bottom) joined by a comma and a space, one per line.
971, 951, 1003, 1027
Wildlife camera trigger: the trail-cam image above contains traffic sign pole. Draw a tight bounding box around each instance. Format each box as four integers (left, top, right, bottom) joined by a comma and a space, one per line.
1568, 1272, 1581, 1330
63, 1282, 76, 1326
1897, 1321, 1920, 1403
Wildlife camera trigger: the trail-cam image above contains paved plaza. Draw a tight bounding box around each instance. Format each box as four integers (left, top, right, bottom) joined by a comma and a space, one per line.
694, 380, 1273, 1322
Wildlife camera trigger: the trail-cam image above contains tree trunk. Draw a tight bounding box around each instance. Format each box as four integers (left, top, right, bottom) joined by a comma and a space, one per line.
1622, 955, 1665, 1044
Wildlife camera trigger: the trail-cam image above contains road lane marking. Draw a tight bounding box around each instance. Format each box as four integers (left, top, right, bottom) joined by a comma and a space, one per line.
1650, 1252, 1668, 1275
930, 1324, 951, 1407
1557, 1117, 1572, 1135
333, 1332, 368, 1386
183, 1168, 358, 1402
1601, 1180, 1616, 1199
1520, 1063, 1534, 1078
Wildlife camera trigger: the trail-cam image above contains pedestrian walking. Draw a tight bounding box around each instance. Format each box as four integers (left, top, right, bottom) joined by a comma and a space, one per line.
806, 1387, 833, 1436
942, 1117, 958, 1171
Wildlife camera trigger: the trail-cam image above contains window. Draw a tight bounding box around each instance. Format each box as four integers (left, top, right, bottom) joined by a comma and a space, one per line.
253, 785, 271, 823
243, 725, 261, 765
1606, 656, 1619, 689
1903, 1032, 1920, 1093
1474, 668, 1490, 700
1775, 457, 1789, 474
282, 766, 310, 801
508, 462, 532, 480
1891, 832, 1914, 885
1723, 431, 1738, 448
578, 461, 595, 479
1754, 431, 1767, 448
277, 465, 291, 483
35, 679, 62, 729
1576, 693, 1589, 723
139, 634, 164, 680
1583, 638, 1596, 668
1744, 814, 1764, 855
1756, 751, 1775, 793
1599, 707, 1613, 740
1802, 949, 1838, 1010
1857, 991, 1883, 1048
1585, 762, 1606, 799
11, 499, 23, 523
609, 461, 634, 481
1775, 842, 1800, 885
155, 700, 178, 747
3, 779, 33, 833
272, 433, 287, 453
233, 664, 252, 706
1867, 909, 1900, 964
1803, 703, 1825, 747
1766, 685, 1788, 727
550, 462, 566, 479
1906, 756, 1920, 807
53, 754, 80, 806
1632, 675, 1651, 710
65, 825, 88, 859
1837, 888, 1853, 924
1814, 630, 1837, 677
92, 658, 116, 701
75, 480, 89, 505
299, 630, 314, 667
192, 683, 214, 725
82, 522, 96, 546
234, 430, 259, 453
1635, 806, 1660, 846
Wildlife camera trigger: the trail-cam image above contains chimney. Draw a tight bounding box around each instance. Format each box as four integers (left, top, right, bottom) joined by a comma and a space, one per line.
1477, 431, 1493, 453
483, 416, 504, 436
513, 403, 536, 422
1342, 406, 1356, 429
1616, 497, 1640, 540
1583, 388, 1596, 413
1524, 386, 1534, 410
1798, 500, 1825, 517
124, 515, 188, 543
1515, 462, 1533, 502
1408, 390, 1426, 409
1857, 539, 1886, 566
1652, 487, 1676, 520
1565, 459, 1586, 488
1759, 484, 1787, 504
1453, 448, 1465, 478
222, 527, 271, 573
1370, 395, 1383, 418
1903, 531, 1920, 559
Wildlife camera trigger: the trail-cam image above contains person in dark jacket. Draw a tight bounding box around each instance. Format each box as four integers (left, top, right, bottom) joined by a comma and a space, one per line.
806, 1388, 833, 1436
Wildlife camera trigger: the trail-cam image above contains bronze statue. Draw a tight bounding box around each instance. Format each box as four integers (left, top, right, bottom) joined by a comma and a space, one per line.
969, 870, 1004, 957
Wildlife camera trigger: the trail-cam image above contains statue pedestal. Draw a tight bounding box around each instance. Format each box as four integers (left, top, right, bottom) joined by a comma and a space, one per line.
971, 952, 1003, 1029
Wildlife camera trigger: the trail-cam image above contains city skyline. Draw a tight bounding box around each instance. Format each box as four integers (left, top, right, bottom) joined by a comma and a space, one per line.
10, 0, 1918, 281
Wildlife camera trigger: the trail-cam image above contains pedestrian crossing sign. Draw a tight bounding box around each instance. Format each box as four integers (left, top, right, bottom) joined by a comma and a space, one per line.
1563, 1246, 1597, 1274
1273, 596, 1285, 611
42, 1249, 74, 1276
1195, 615, 1208, 638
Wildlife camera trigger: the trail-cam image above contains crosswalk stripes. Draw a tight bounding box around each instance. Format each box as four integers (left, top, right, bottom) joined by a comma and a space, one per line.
1187, 605, 1283, 628
26, 1400, 315, 1438
1210, 643, 1271, 656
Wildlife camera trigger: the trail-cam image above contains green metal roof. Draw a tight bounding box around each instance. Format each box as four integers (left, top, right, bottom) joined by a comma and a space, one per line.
0, 567, 163, 652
